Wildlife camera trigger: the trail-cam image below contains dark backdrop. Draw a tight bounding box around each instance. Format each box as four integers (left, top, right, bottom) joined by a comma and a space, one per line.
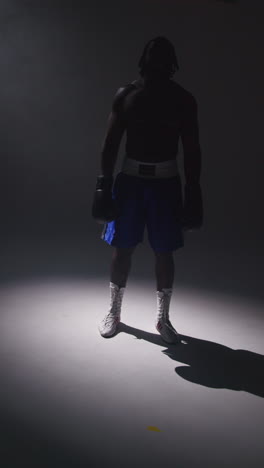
2, 0, 264, 301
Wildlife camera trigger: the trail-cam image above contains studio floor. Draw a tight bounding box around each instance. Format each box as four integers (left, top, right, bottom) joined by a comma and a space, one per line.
1, 268, 263, 468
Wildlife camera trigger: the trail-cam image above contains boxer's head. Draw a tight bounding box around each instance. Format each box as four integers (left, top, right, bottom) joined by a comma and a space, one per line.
138, 36, 179, 80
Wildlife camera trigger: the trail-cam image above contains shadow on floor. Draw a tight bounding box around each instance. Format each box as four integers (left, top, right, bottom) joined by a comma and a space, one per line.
117, 323, 264, 399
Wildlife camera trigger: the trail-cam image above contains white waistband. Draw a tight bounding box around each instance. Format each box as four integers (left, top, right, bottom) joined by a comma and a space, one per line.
121, 157, 179, 179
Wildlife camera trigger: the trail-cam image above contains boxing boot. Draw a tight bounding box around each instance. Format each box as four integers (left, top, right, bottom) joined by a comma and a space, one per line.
155, 288, 180, 344
98, 282, 125, 337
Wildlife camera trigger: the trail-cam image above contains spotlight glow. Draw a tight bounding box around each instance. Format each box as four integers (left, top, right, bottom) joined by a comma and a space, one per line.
0, 278, 263, 467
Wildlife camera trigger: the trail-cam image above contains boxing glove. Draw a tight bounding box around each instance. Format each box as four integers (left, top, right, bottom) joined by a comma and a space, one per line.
92, 175, 119, 224
182, 182, 203, 231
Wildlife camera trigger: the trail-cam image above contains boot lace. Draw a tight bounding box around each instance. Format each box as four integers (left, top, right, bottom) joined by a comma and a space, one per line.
157, 290, 171, 321
104, 289, 124, 324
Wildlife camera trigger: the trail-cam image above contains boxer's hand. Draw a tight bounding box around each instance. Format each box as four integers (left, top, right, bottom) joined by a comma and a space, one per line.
182, 182, 203, 231
92, 175, 119, 224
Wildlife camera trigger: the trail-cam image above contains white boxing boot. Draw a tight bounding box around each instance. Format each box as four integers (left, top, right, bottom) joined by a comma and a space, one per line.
98, 282, 125, 338
155, 288, 180, 344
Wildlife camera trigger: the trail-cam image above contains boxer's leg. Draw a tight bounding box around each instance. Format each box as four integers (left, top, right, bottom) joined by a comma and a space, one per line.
154, 250, 174, 291
110, 247, 135, 288
99, 246, 137, 338
153, 250, 179, 344
110, 246, 136, 288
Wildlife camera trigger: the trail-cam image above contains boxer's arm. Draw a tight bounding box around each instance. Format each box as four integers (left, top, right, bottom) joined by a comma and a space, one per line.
180, 94, 201, 184
100, 87, 126, 177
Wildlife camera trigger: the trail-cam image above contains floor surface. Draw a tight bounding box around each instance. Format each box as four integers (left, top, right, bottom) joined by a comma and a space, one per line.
1, 274, 263, 468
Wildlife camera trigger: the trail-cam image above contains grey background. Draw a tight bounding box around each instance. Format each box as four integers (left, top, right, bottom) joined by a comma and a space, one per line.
2, 0, 264, 300
1, 3, 264, 468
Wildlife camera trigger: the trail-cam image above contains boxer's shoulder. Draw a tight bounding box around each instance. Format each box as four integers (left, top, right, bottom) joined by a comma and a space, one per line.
112, 82, 138, 113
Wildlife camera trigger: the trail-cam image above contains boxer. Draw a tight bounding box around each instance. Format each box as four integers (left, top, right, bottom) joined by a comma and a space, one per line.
92, 36, 203, 344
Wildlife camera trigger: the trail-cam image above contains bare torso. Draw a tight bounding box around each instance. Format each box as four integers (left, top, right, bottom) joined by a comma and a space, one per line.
121, 77, 189, 163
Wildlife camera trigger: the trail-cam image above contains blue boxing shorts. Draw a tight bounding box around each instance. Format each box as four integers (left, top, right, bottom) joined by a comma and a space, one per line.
101, 171, 184, 253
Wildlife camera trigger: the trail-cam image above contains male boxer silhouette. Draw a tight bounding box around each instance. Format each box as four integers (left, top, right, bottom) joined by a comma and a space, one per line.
92, 36, 203, 344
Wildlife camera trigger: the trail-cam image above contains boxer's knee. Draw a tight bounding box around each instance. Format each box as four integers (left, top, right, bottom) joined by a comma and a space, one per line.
113, 246, 136, 261
154, 250, 173, 259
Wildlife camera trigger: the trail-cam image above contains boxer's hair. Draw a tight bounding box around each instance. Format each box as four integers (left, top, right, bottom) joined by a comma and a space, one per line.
138, 36, 179, 78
